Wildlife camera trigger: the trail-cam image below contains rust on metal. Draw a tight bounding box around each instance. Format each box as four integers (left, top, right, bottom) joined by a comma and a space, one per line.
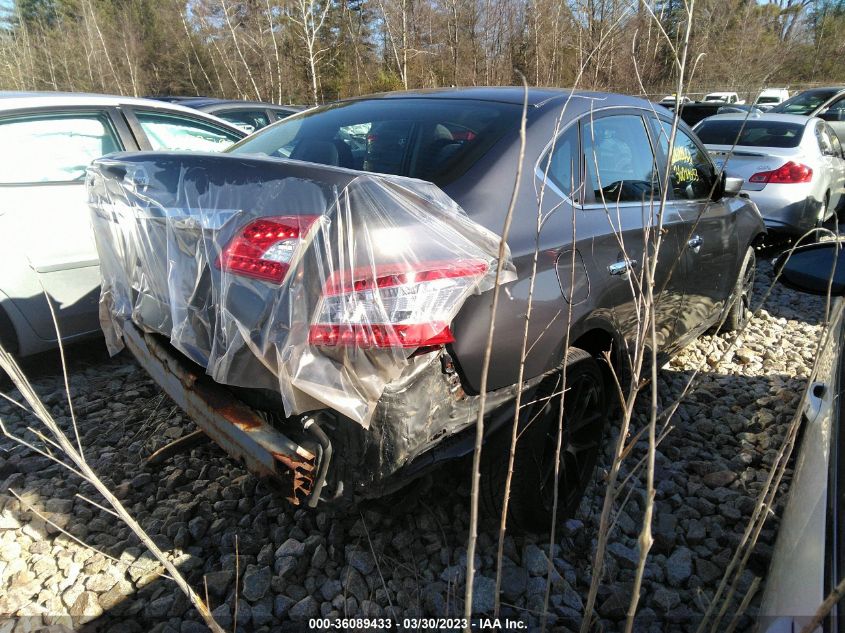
123, 322, 317, 505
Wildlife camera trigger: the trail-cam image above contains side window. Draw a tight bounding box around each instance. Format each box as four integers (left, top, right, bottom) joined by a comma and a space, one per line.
656, 121, 716, 200
539, 125, 579, 199
825, 96, 845, 114
815, 122, 833, 154
582, 114, 659, 204
216, 109, 270, 133
0, 112, 122, 185
272, 108, 298, 120
827, 124, 843, 156
135, 111, 241, 152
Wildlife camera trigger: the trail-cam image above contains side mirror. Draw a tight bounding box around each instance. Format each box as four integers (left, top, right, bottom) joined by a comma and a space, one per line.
775, 241, 845, 296
819, 110, 845, 123
712, 172, 743, 201
724, 176, 743, 196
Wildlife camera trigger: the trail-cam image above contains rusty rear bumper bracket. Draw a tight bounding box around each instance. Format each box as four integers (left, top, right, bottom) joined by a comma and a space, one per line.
122, 321, 318, 505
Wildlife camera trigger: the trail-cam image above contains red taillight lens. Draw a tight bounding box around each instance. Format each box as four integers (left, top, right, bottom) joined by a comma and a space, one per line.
216, 215, 319, 284
309, 323, 455, 348
309, 259, 489, 348
748, 161, 812, 184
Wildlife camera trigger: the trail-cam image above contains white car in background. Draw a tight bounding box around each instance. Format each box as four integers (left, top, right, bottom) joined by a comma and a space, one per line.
694, 113, 845, 234
0, 92, 245, 357
704, 91, 745, 104
755, 88, 790, 110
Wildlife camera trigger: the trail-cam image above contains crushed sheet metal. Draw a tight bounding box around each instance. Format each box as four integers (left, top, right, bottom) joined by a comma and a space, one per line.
122, 321, 316, 504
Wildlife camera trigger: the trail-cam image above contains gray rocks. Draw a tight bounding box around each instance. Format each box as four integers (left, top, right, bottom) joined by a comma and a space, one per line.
471, 576, 496, 614
666, 547, 693, 588
187, 516, 208, 541
522, 543, 549, 576
703, 470, 737, 488
204, 570, 233, 599
0, 258, 817, 631
608, 542, 640, 570
241, 565, 271, 602
69, 591, 103, 624
500, 565, 528, 601
275, 538, 306, 558
289, 596, 319, 621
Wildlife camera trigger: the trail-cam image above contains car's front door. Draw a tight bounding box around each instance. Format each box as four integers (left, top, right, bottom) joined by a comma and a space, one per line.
650, 117, 740, 342
817, 122, 845, 212
578, 110, 685, 354
0, 108, 131, 341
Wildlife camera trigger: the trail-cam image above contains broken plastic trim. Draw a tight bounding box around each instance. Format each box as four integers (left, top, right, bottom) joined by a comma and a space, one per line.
121, 321, 319, 506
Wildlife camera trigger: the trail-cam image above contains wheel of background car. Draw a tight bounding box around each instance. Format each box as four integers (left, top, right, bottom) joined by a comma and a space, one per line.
480, 347, 608, 534
720, 246, 756, 333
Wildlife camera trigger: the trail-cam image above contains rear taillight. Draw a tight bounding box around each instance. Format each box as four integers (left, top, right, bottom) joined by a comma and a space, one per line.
217, 215, 319, 283
748, 161, 812, 184
309, 260, 489, 348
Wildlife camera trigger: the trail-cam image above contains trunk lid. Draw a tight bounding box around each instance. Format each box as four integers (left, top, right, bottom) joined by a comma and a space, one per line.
705, 144, 808, 191
87, 151, 512, 425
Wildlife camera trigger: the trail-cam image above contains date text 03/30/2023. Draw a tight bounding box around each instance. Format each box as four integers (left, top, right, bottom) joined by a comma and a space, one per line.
307, 617, 529, 630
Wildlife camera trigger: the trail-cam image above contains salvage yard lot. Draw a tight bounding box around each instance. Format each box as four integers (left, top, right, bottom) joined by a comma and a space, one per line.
0, 258, 828, 631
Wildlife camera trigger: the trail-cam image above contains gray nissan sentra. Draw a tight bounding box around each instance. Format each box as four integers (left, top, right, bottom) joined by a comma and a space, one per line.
87, 87, 765, 530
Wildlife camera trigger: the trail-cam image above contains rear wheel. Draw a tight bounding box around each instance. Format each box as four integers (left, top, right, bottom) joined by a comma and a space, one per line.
481, 348, 608, 534
721, 246, 756, 333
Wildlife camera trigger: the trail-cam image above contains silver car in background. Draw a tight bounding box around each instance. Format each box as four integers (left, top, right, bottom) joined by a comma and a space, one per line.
694, 113, 845, 234
0, 92, 246, 358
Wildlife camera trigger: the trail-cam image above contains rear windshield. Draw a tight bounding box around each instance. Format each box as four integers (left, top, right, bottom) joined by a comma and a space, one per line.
227, 98, 523, 186
756, 96, 781, 104
695, 119, 805, 148
771, 89, 840, 115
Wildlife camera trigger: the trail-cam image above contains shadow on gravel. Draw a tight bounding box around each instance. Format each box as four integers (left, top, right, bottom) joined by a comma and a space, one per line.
0, 257, 824, 633
0, 357, 808, 633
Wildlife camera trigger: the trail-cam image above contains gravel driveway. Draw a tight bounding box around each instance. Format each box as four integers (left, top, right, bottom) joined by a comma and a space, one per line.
0, 258, 830, 633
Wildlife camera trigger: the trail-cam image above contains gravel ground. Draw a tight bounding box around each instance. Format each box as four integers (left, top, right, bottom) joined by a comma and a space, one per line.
0, 257, 831, 633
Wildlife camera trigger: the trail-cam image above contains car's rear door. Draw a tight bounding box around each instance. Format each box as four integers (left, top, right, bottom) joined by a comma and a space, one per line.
650, 116, 740, 342
578, 109, 685, 353
0, 107, 134, 341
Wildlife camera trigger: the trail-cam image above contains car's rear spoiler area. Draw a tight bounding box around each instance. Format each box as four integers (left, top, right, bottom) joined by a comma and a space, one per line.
87, 152, 514, 427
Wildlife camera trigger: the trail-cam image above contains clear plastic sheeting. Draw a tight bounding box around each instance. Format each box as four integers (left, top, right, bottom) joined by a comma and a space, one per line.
87, 153, 514, 426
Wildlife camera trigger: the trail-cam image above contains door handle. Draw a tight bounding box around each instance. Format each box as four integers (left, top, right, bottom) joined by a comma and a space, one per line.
608, 258, 638, 276
688, 235, 703, 253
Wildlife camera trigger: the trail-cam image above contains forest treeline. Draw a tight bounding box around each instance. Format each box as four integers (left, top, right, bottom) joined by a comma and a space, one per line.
1, 0, 844, 105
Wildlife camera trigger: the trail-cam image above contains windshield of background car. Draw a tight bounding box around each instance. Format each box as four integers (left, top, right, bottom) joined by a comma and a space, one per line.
771, 89, 840, 114
756, 96, 781, 104
227, 98, 523, 186
695, 119, 805, 148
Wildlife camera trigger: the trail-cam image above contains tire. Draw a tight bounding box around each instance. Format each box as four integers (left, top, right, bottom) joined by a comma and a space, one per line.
480, 348, 608, 534
721, 246, 756, 333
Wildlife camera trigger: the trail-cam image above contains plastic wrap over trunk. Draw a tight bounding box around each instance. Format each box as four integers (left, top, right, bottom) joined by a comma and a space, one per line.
87, 152, 514, 426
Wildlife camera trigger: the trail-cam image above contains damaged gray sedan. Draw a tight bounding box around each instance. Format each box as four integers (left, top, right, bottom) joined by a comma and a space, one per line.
86, 88, 765, 531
